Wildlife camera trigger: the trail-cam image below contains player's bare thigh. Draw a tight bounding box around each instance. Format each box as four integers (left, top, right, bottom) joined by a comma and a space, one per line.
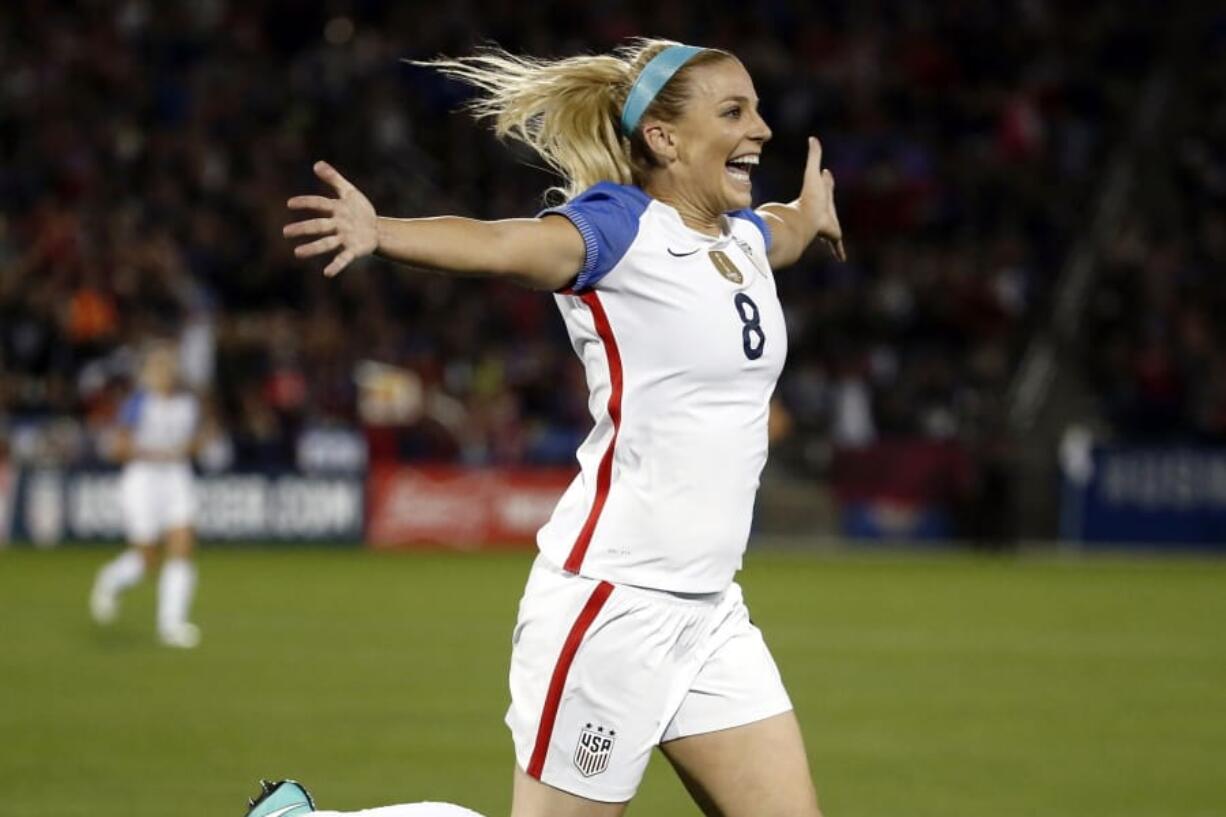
164, 525, 195, 559
660, 711, 823, 817
510, 766, 627, 817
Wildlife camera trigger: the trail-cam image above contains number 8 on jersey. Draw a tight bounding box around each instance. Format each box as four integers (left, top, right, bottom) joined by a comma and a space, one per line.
733, 293, 765, 360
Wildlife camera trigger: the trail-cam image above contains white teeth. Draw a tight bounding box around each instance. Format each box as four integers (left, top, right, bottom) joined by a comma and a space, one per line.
726, 153, 757, 185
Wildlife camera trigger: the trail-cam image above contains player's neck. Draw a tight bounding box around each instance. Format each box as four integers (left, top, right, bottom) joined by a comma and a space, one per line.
643, 179, 723, 237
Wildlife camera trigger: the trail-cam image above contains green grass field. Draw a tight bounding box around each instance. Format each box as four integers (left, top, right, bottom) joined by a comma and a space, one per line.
1, 546, 1224, 817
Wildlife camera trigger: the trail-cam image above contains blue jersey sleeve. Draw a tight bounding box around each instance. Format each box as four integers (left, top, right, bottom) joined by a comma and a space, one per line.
118, 392, 145, 428
540, 182, 650, 291
730, 208, 772, 252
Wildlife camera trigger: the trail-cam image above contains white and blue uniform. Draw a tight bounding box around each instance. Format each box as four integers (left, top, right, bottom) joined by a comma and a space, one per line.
507, 183, 793, 801
540, 181, 788, 592
118, 389, 200, 544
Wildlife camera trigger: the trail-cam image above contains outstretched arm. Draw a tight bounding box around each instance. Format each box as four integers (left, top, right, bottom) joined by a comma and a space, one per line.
757, 137, 846, 269
284, 162, 584, 291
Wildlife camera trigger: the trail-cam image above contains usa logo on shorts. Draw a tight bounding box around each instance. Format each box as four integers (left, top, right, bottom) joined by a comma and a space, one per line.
574, 723, 616, 777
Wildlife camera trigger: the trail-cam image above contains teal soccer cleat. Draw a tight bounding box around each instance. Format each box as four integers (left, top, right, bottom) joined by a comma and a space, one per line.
245, 780, 316, 817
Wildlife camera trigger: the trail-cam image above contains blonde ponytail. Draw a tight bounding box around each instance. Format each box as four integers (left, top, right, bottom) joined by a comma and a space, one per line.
415, 39, 733, 201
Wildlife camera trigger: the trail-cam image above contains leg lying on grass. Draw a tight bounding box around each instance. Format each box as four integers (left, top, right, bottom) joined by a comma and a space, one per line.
246, 780, 487, 817
313, 805, 485, 816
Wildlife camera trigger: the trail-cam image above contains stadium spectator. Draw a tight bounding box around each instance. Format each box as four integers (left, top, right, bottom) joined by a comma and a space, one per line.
1081, 18, 1226, 443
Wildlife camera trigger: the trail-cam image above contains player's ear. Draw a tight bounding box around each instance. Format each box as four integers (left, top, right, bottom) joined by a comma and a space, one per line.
640, 120, 677, 164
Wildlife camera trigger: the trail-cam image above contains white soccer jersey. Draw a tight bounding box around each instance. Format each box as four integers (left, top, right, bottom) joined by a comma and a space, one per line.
117, 389, 200, 542
119, 389, 200, 463
537, 182, 787, 593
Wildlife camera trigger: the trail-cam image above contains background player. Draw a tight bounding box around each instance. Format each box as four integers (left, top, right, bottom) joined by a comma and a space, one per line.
90, 341, 207, 648
282, 38, 842, 817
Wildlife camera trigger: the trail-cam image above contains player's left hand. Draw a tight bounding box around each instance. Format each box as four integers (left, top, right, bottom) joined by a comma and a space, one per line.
798, 136, 846, 262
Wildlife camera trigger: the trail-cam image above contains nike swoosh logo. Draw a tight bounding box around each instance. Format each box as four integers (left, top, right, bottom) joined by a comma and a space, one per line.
263, 806, 307, 817
667, 248, 699, 257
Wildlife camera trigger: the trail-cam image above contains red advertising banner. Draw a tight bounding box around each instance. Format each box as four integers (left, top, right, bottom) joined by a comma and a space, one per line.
831, 439, 973, 504
366, 465, 575, 550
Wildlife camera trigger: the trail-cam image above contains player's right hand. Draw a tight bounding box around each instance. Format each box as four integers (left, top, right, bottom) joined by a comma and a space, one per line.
284, 161, 378, 277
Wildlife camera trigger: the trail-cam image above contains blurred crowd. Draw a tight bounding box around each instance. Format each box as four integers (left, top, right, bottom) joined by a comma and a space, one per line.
1082, 17, 1226, 442
0, 0, 1163, 486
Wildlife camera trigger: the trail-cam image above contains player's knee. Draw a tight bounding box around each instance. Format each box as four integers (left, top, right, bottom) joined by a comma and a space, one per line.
137, 547, 160, 571
784, 775, 823, 817
165, 529, 195, 558
744, 796, 822, 817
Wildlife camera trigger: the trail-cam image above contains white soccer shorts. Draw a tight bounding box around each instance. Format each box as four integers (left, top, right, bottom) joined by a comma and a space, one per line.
505, 555, 793, 802
120, 463, 197, 545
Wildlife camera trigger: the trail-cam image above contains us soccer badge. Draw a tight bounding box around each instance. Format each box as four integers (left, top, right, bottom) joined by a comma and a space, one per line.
574, 723, 616, 777
708, 249, 743, 284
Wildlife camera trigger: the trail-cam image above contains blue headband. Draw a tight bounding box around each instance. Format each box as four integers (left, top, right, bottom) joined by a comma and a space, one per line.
620, 45, 705, 136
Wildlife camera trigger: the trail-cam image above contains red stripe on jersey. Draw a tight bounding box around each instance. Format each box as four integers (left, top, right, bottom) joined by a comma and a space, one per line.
564, 291, 623, 573
526, 579, 615, 779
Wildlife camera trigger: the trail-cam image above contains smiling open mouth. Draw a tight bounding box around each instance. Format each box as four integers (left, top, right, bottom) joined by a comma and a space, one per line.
725, 153, 759, 184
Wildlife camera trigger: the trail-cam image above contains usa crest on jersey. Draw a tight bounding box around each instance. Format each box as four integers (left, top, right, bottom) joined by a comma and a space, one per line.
573, 724, 616, 777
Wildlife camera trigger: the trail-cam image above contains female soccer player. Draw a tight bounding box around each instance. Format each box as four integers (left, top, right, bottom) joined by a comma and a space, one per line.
90, 342, 206, 648
279, 38, 843, 817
